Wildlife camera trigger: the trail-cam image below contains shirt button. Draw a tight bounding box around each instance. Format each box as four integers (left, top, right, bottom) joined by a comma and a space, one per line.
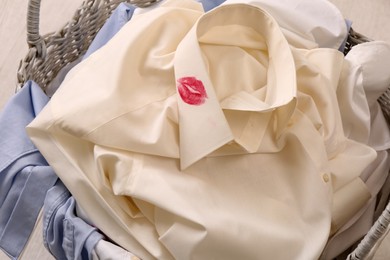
322, 173, 330, 183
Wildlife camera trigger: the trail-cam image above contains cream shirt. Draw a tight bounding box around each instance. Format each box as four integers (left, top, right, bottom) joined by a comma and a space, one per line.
27, 1, 376, 259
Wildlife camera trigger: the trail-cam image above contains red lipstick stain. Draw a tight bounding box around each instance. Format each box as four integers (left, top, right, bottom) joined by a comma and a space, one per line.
177, 77, 208, 105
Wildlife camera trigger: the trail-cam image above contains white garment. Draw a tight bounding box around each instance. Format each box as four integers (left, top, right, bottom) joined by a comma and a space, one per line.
321, 41, 390, 259
92, 240, 140, 260
27, 1, 376, 259
223, 0, 348, 49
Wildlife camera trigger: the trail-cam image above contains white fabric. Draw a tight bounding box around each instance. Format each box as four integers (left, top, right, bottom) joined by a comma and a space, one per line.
321, 41, 390, 259
27, 1, 378, 259
92, 240, 140, 260
346, 41, 390, 150
223, 0, 348, 49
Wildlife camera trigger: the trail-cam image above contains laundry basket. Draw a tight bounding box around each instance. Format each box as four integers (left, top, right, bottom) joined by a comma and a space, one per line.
16, 0, 159, 92
16, 0, 390, 259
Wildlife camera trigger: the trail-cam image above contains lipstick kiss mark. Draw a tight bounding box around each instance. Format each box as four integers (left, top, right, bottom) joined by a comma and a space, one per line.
177, 77, 208, 105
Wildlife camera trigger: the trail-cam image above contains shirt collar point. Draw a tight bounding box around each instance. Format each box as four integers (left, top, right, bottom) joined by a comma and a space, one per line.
179, 133, 234, 170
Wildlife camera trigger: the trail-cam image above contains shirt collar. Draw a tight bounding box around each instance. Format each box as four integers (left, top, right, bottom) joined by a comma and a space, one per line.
174, 4, 296, 170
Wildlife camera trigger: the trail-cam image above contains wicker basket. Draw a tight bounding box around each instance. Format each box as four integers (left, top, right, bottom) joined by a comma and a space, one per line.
16, 0, 390, 259
16, 0, 159, 92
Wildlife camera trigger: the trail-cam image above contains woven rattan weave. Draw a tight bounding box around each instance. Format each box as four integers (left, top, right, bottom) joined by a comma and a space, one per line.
17, 0, 159, 92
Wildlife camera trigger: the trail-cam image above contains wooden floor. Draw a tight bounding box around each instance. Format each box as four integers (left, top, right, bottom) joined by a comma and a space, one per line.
0, 0, 389, 259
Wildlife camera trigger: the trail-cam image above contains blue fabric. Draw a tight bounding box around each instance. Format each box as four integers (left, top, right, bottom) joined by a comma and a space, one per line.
83, 3, 136, 60
43, 181, 103, 260
0, 81, 58, 259
198, 0, 226, 11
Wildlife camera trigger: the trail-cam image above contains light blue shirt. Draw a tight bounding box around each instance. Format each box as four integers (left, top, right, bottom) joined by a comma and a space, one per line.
83, 3, 136, 60
0, 81, 58, 259
198, 0, 226, 12
43, 181, 103, 260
